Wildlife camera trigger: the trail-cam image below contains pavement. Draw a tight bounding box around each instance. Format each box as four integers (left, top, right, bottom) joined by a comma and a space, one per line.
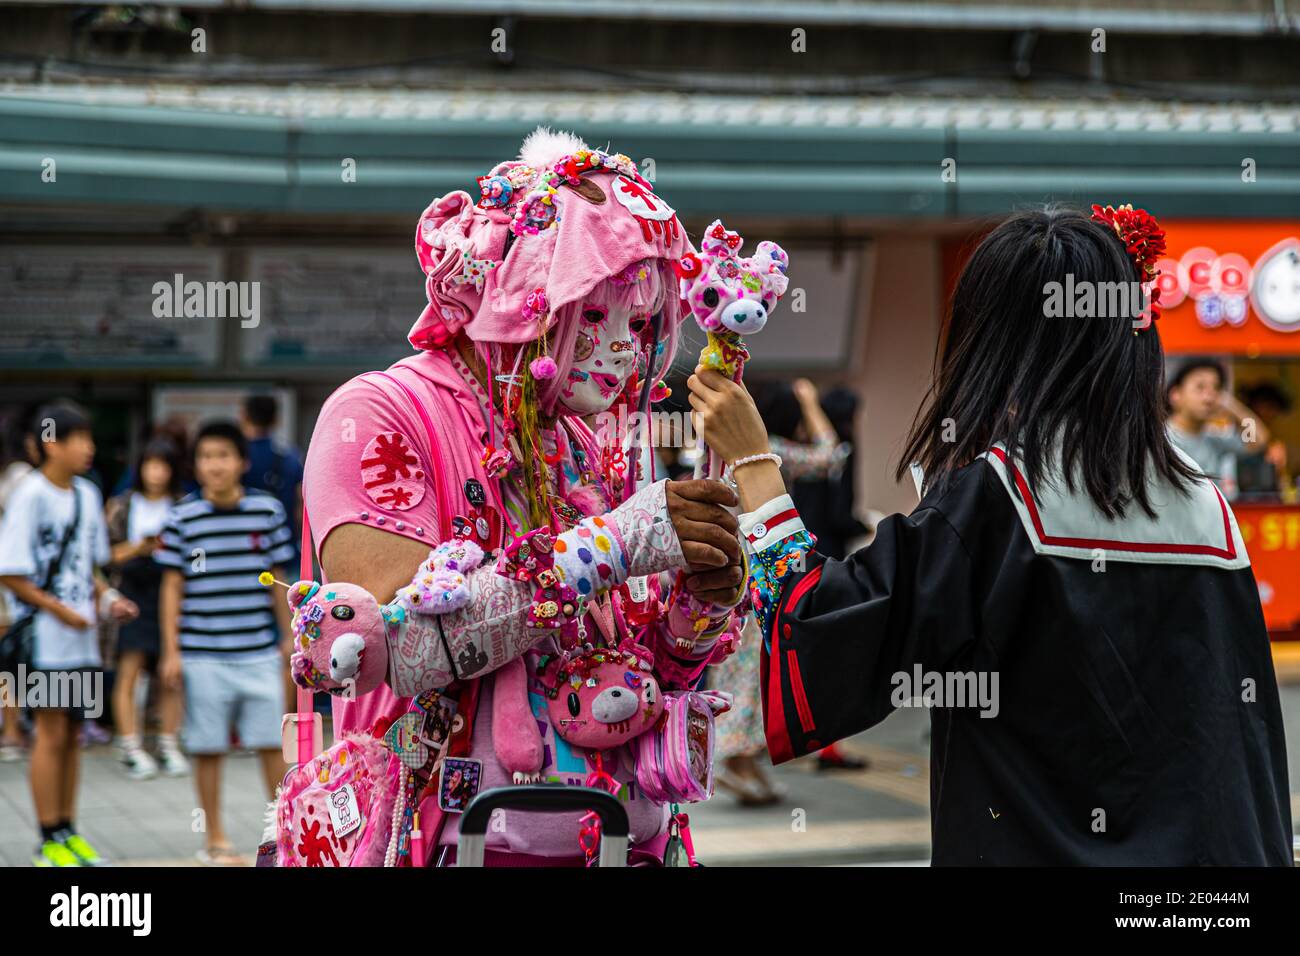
2, 666, 1298, 867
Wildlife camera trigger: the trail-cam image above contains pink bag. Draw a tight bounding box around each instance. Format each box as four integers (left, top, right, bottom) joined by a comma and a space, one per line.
276, 733, 401, 867
635, 691, 732, 804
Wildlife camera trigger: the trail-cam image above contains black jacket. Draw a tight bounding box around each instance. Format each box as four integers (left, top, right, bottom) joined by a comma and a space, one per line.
751, 450, 1292, 865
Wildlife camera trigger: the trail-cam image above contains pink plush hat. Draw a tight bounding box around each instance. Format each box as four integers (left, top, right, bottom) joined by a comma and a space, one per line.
409, 128, 694, 350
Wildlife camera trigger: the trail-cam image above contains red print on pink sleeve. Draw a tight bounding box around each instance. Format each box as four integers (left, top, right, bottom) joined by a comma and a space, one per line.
360, 432, 426, 512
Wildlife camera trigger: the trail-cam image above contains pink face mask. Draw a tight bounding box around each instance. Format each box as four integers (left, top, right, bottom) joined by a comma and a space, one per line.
560, 303, 639, 416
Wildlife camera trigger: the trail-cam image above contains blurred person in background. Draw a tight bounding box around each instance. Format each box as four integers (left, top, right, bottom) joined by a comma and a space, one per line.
751, 378, 867, 771
111, 416, 195, 497
240, 394, 304, 563
0, 402, 137, 867
1166, 358, 1269, 500
1237, 382, 1293, 498
708, 614, 784, 806
809, 385, 872, 558
105, 438, 188, 780
156, 421, 294, 866
0, 406, 39, 761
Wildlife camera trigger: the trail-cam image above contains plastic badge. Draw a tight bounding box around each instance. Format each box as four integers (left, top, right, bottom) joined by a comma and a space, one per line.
280, 711, 323, 764
464, 478, 486, 508
626, 575, 649, 604
327, 783, 363, 838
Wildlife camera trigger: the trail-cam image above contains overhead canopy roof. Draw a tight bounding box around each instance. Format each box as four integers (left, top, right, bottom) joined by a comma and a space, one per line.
2, 83, 1298, 220
12, 0, 1294, 34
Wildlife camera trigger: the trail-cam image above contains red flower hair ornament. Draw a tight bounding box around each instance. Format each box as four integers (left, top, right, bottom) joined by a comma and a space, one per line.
1089, 203, 1167, 328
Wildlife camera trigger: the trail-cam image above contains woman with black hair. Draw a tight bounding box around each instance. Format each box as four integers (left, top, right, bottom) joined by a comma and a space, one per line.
688, 205, 1292, 865
105, 438, 188, 780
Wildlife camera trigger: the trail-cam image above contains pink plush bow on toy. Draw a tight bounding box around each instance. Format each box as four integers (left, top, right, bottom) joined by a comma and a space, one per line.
674, 219, 789, 479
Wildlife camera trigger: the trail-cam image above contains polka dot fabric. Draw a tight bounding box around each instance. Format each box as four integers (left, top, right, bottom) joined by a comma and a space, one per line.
552, 514, 628, 597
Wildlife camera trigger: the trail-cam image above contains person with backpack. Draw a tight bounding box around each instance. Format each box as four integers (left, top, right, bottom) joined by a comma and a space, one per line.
0, 401, 138, 867
293, 129, 750, 865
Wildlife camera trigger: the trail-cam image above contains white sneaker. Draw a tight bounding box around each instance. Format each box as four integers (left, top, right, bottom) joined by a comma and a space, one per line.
122, 748, 158, 780
0, 743, 23, 763
158, 748, 190, 777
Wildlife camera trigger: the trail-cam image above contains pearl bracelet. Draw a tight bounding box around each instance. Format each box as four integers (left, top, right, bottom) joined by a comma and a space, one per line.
728, 452, 783, 473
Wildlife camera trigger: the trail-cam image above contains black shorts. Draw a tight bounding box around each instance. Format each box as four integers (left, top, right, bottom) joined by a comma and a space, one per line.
20, 667, 103, 723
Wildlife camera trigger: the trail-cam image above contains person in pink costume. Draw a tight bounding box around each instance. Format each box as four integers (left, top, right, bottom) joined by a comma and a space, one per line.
300, 129, 750, 865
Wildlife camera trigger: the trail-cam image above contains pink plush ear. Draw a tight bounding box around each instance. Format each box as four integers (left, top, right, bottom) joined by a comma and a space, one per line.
287, 580, 317, 612
491, 658, 545, 782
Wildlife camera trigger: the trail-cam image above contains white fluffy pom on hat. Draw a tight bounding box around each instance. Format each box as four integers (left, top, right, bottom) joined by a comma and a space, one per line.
519, 127, 589, 171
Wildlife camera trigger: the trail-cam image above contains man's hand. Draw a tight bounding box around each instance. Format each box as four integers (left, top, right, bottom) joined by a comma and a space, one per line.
159, 652, 183, 691
109, 596, 139, 624
684, 563, 746, 607
666, 479, 740, 570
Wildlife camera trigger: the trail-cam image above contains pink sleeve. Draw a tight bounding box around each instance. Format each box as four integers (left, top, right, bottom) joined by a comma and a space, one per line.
304, 375, 446, 558
306, 375, 445, 736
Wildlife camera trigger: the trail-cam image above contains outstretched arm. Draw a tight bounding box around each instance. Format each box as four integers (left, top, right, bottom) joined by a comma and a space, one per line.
315, 478, 744, 696
688, 367, 983, 764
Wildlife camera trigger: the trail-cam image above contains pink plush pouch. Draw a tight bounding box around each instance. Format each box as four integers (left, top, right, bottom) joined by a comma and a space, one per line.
635, 690, 731, 804
277, 733, 401, 867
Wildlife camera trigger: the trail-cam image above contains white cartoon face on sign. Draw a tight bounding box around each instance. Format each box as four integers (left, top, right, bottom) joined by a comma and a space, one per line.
1252, 239, 1300, 331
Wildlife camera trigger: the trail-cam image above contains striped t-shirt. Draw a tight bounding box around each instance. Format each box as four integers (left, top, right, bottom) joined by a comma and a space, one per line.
155, 489, 296, 660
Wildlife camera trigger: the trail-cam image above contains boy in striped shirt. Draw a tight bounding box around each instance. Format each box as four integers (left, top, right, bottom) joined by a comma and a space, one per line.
156, 421, 295, 866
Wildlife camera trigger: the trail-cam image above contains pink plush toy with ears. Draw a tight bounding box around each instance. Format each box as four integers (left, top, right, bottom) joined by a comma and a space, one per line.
284, 579, 393, 699
539, 642, 665, 751
676, 218, 789, 384
674, 218, 789, 479
274, 541, 547, 784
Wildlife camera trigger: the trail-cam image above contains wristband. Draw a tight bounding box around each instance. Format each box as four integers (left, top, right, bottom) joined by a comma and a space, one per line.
99, 588, 123, 618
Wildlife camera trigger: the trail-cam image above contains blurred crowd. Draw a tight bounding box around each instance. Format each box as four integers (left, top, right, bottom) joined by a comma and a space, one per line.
0, 394, 303, 866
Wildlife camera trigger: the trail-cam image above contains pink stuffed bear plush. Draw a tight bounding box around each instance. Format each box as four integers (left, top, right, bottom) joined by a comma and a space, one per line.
286, 580, 393, 698
283, 540, 548, 784
539, 642, 665, 750
674, 218, 789, 383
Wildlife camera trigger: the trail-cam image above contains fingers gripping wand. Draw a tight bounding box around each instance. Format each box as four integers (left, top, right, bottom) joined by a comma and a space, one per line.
674, 220, 790, 479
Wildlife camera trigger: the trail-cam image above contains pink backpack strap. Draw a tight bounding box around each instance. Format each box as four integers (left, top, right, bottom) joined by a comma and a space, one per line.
369, 370, 455, 538
295, 506, 316, 766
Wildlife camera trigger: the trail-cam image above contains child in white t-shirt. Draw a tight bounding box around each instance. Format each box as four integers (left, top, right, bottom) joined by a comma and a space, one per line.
0, 402, 138, 867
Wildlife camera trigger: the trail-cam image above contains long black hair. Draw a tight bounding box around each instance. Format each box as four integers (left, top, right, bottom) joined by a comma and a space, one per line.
896, 206, 1197, 519
131, 437, 182, 498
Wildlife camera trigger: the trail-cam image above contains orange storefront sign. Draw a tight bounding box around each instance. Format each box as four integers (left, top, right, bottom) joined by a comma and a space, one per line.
1156, 221, 1300, 356
1235, 502, 1300, 637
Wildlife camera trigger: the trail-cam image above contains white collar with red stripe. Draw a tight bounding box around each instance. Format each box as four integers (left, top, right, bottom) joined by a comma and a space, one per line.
974, 444, 1249, 570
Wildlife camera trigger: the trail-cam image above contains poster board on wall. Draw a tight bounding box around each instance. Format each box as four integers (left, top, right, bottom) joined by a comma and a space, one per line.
239, 249, 423, 369
0, 247, 224, 369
